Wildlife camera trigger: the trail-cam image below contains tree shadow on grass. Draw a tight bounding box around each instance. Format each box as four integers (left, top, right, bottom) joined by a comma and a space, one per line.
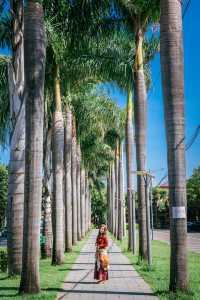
0, 276, 9, 280
58, 268, 86, 271
155, 289, 194, 299
0, 286, 19, 298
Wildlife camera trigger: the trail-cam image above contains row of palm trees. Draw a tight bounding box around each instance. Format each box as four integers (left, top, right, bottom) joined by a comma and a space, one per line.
1, 1, 124, 294
105, 0, 187, 292
0, 0, 188, 294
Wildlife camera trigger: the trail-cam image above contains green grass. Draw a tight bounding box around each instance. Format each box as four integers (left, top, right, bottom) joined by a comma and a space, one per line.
0, 233, 90, 300
111, 233, 200, 300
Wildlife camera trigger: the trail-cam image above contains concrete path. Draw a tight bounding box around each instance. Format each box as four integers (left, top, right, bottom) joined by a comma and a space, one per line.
56, 230, 159, 300
154, 230, 200, 253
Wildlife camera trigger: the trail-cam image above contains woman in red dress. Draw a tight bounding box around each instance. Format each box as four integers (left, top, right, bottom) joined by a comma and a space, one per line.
94, 224, 109, 283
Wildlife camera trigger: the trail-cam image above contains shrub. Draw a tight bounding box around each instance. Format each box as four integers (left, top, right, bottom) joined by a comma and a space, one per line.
0, 248, 8, 272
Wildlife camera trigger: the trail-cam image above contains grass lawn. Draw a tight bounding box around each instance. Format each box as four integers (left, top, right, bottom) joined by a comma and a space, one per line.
0, 233, 89, 300
111, 233, 200, 300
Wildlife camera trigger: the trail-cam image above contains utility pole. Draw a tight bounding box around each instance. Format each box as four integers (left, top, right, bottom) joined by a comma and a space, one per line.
134, 170, 154, 266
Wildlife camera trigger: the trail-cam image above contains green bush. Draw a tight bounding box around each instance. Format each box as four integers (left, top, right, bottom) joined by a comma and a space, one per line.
0, 248, 7, 272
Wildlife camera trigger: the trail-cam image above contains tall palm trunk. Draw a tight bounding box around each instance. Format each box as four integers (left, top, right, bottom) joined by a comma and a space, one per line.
107, 169, 111, 231
80, 167, 86, 237
52, 64, 64, 265
76, 143, 81, 240
84, 174, 87, 232
114, 142, 119, 237
108, 164, 113, 231
7, 0, 24, 276
71, 116, 77, 244
125, 87, 136, 251
111, 162, 115, 234
85, 173, 88, 233
42, 128, 53, 258
160, 0, 188, 291
117, 142, 123, 241
19, 1, 45, 293
88, 191, 92, 229
133, 22, 148, 260
122, 142, 126, 237
64, 107, 72, 251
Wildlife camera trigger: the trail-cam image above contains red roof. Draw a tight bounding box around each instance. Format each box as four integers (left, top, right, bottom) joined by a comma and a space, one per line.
159, 182, 169, 189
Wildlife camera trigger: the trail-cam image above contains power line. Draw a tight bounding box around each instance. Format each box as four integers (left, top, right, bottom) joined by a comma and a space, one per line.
186, 125, 200, 150
156, 124, 200, 187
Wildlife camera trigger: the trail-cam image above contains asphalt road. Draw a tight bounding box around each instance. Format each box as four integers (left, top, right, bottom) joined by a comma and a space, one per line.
1, 230, 200, 253
154, 229, 200, 253
0, 238, 7, 247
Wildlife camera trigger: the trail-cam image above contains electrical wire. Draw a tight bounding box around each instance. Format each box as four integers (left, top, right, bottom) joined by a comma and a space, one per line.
156, 124, 200, 187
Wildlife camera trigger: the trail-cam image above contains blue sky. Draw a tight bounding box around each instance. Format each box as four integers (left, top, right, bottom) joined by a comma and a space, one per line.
0, 2, 200, 185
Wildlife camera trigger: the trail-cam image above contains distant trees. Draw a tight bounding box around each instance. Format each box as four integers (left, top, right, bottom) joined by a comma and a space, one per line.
187, 166, 200, 220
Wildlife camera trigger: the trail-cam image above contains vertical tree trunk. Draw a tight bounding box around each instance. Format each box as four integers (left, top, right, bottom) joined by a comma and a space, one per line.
117, 142, 123, 241
52, 64, 64, 265
109, 163, 114, 232
7, 0, 24, 276
86, 174, 90, 232
114, 143, 119, 238
64, 107, 72, 251
160, 0, 188, 291
85, 173, 88, 233
43, 195, 52, 258
71, 116, 77, 244
133, 23, 148, 260
19, 1, 45, 293
42, 128, 53, 258
80, 167, 86, 237
76, 143, 81, 240
125, 87, 135, 251
107, 172, 111, 231
89, 192, 92, 229
122, 142, 126, 237
111, 162, 115, 234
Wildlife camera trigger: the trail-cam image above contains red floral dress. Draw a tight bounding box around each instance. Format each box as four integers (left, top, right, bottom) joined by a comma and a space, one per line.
94, 234, 109, 281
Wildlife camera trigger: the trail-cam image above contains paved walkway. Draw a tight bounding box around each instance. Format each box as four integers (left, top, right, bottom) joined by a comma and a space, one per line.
57, 230, 159, 300
154, 230, 200, 253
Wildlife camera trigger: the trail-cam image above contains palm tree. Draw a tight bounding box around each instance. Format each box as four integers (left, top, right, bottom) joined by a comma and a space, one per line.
71, 115, 78, 244
76, 142, 82, 240
160, 0, 188, 291
107, 166, 112, 230
114, 141, 119, 237
19, 0, 46, 294
114, 0, 160, 260
85, 172, 89, 233
111, 162, 116, 234
42, 128, 53, 258
64, 106, 73, 251
117, 141, 124, 240
125, 87, 135, 251
3, 0, 25, 276
80, 167, 86, 237
51, 64, 65, 265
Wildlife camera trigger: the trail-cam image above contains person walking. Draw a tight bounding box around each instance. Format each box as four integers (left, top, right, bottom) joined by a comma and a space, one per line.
94, 224, 109, 283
